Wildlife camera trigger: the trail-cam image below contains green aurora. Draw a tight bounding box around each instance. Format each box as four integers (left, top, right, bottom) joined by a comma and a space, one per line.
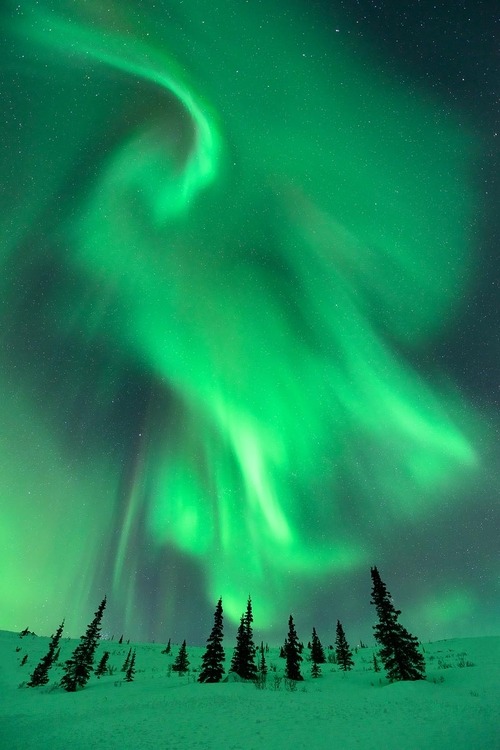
1, 0, 495, 642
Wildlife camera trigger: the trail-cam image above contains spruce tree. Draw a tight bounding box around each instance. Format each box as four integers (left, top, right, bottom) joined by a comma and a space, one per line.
284, 615, 303, 681
259, 641, 268, 677
124, 650, 136, 682
230, 598, 257, 680
335, 620, 354, 671
95, 651, 110, 677
161, 638, 171, 655
21, 654, 28, 666
230, 616, 247, 677
243, 596, 258, 680
310, 627, 326, 664
199, 598, 225, 683
311, 660, 321, 678
370, 566, 425, 681
60, 596, 107, 692
172, 640, 189, 674
121, 647, 132, 672
28, 620, 65, 687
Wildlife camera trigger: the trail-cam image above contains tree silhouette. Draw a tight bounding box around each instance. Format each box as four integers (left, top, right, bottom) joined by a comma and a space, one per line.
284, 615, 303, 681
95, 651, 110, 677
124, 650, 136, 682
121, 647, 132, 672
230, 597, 257, 680
28, 620, 64, 687
259, 641, 268, 677
199, 598, 225, 683
172, 640, 190, 674
60, 597, 107, 692
311, 660, 322, 678
335, 620, 354, 672
310, 627, 326, 664
370, 566, 425, 681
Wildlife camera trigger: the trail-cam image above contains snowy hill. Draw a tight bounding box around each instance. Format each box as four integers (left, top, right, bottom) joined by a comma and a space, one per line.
1, 629, 498, 749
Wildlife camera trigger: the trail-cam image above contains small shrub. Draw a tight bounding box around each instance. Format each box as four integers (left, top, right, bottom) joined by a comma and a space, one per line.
437, 659, 452, 670
271, 674, 282, 691
254, 674, 267, 690
431, 675, 445, 684
457, 654, 475, 668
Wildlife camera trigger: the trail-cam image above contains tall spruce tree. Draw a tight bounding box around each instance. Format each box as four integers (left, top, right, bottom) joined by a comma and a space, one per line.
230, 597, 257, 680
27, 619, 65, 687
310, 627, 326, 664
172, 640, 190, 674
243, 595, 258, 679
335, 620, 354, 671
370, 566, 425, 681
230, 615, 246, 676
60, 596, 107, 692
199, 598, 225, 683
284, 615, 303, 681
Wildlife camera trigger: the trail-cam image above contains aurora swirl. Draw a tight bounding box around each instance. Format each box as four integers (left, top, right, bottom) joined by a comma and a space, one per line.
1, 0, 497, 643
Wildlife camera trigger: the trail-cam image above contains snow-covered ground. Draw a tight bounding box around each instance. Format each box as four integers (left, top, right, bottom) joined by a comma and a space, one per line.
1, 629, 498, 749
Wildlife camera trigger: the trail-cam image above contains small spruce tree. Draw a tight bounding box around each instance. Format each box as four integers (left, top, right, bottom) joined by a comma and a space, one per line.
161, 638, 171, 655
335, 620, 354, 671
28, 620, 65, 687
172, 640, 189, 674
199, 598, 225, 683
60, 597, 107, 692
121, 647, 132, 672
259, 641, 268, 677
284, 615, 303, 681
311, 660, 321, 678
373, 653, 380, 673
310, 627, 326, 664
95, 651, 110, 677
370, 566, 425, 681
124, 650, 136, 682
21, 654, 28, 666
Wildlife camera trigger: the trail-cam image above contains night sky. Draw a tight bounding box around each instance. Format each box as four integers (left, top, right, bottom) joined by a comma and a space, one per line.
1, 0, 498, 646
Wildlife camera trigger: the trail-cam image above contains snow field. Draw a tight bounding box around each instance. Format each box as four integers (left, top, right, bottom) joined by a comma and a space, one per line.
1, 630, 498, 749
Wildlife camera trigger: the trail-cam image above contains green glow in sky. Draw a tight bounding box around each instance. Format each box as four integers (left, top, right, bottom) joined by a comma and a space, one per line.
0, 0, 488, 640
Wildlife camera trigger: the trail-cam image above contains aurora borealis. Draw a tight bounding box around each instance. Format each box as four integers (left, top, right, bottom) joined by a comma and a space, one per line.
1, 1, 498, 644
